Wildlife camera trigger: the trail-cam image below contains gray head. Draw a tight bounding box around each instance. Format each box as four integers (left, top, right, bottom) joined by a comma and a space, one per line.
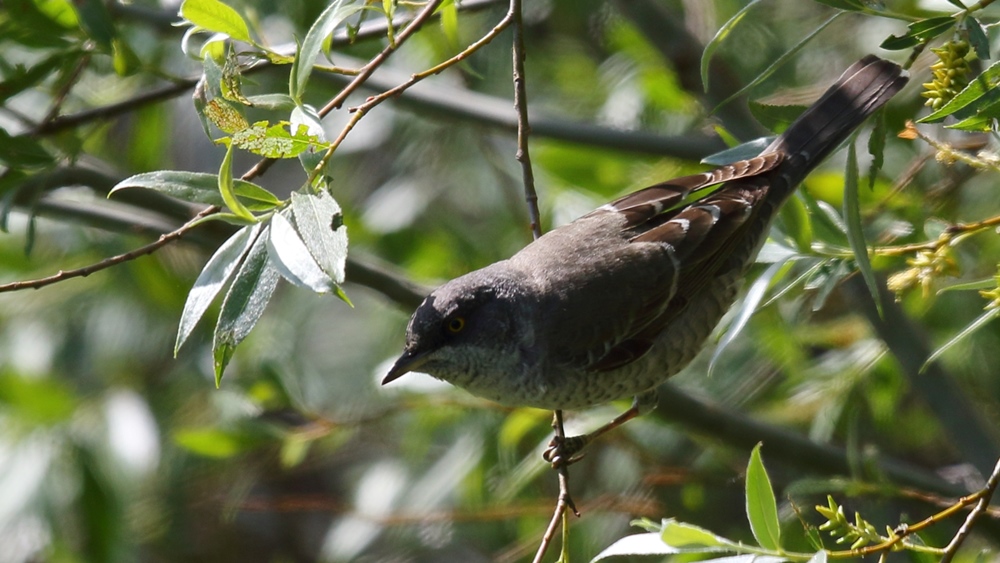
382, 263, 532, 387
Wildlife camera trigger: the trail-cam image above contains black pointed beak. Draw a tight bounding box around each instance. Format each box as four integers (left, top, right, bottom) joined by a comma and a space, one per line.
382, 349, 430, 385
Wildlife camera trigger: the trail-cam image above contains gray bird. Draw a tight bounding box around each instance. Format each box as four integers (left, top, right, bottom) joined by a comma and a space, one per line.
382, 56, 907, 463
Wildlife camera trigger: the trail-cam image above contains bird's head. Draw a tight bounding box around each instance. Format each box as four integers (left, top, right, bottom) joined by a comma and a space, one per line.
382, 264, 530, 387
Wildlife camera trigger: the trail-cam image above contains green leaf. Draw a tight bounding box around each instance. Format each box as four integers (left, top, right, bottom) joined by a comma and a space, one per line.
179, 0, 252, 43
266, 210, 335, 293
701, 0, 762, 92
923, 307, 1000, 371
919, 59, 1000, 123
778, 190, 813, 253
0, 128, 53, 167
966, 16, 990, 61
76, 0, 117, 51
807, 0, 866, 10
0, 373, 76, 425
290, 191, 348, 285
660, 520, 735, 551
289, 0, 366, 101
175, 223, 260, 356
213, 226, 280, 386
110, 170, 281, 211
947, 99, 1000, 131
438, 0, 459, 49
714, 13, 843, 112
880, 16, 955, 50
0, 52, 69, 104
173, 428, 249, 458
592, 532, 680, 560
217, 142, 256, 222
244, 93, 297, 110
937, 278, 998, 294
230, 121, 324, 158
746, 443, 781, 551
843, 140, 881, 316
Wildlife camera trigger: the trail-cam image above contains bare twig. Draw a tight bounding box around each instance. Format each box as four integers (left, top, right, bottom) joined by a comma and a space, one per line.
939, 456, 1000, 563
0, 205, 219, 293
510, 0, 541, 241
533, 410, 579, 563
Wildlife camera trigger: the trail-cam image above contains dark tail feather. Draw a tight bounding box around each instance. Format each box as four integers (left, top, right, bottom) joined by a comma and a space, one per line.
763, 55, 908, 199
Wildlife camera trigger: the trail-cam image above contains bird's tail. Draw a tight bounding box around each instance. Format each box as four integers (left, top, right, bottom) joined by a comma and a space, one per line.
762, 55, 908, 202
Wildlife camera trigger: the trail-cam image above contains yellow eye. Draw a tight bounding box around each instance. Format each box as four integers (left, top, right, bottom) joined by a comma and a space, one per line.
447, 317, 466, 333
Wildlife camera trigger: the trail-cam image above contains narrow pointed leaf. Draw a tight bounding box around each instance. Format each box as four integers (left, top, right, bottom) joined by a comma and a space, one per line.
180, 0, 252, 43
710, 257, 796, 376
266, 210, 335, 293
175, 223, 260, 355
701, 0, 761, 92
290, 191, 348, 285
843, 141, 881, 316
880, 16, 955, 50
701, 136, 774, 165
110, 170, 281, 211
218, 142, 256, 221
713, 13, 842, 112
966, 16, 990, 60
213, 227, 280, 385
746, 443, 781, 550
592, 532, 679, 560
290, 0, 365, 101
923, 307, 1000, 371
660, 520, 735, 551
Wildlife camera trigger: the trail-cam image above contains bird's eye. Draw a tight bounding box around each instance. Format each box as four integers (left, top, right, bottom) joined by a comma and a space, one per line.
446, 317, 466, 334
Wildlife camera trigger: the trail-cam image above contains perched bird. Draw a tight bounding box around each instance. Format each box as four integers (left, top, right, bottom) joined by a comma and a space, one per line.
382, 56, 907, 463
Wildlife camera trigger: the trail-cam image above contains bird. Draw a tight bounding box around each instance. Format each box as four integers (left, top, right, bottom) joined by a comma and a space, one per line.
381, 56, 908, 464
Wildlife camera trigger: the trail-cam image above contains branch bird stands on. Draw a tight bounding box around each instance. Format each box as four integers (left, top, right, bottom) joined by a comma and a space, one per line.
383, 56, 908, 465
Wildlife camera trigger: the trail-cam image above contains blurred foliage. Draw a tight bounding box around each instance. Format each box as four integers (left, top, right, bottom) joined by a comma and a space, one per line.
1, 0, 1000, 562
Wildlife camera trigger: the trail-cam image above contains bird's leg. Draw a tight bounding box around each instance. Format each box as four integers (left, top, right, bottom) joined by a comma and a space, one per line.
543, 390, 658, 467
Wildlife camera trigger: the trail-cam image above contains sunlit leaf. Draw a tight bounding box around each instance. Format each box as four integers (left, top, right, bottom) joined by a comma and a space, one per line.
702, 0, 762, 92
175, 223, 261, 355
110, 170, 281, 211
592, 532, 678, 560
205, 98, 248, 134
230, 121, 324, 158
179, 0, 252, 43
213, 227, 280, 385
843, 140, 880, 316
0, 373, 76, 425
266, 210, 335, 293
660, 520, 735, 551
290, 190, 348, 285
746, 443, 781, 550
937, 278, 997, 294
289, 0, 365, 101
174, 428, 251, 458
217, 142, 256, 222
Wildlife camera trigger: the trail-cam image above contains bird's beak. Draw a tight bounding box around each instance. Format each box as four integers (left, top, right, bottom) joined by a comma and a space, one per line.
382, 349, 430, 385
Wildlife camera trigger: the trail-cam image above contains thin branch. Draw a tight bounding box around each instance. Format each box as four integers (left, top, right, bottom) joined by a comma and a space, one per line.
0, 205, 219, 293
533, 410, 578, 563
939, 456, 1000, 563
510, 0, 541, 240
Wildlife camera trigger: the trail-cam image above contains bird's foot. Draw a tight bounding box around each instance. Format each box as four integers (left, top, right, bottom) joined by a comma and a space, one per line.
542, 434, 590, 468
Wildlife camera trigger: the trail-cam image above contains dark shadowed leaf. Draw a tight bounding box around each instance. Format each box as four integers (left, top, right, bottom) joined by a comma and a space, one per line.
175, 223, 260, 356
867, 107, 887, 190
966, 16, 990, 60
